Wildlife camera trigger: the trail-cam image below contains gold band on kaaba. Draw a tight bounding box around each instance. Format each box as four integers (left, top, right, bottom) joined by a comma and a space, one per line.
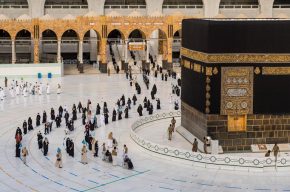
181, 47, 290, 63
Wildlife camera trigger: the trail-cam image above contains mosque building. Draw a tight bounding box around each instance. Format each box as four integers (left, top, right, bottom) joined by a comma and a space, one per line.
0, 0, 290, 192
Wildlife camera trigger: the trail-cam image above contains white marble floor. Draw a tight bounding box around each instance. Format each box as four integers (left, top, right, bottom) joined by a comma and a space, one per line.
0, 74, 290, 192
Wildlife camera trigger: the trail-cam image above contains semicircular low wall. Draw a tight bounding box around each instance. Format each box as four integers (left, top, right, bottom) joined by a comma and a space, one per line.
130, 111, 290, 171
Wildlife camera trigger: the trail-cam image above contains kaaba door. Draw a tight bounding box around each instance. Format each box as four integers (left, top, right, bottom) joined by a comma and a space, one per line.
228, 115, 247, 132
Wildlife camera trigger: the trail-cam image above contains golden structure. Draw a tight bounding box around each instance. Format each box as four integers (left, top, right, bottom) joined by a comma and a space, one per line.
0, 15, 184, 68
181, 47, 290, 63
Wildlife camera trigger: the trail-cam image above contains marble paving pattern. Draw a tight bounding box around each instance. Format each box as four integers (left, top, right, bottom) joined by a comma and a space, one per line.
0, 74, 289, 192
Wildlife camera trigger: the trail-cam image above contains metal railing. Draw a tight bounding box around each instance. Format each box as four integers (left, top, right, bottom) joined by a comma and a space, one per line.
104, 5, 146, 9
63, 59, 78, 64
219, 4, 259, 9
0, 5, 28, 9
0, 57, 12, 64
273, 4, 290, 8
44, 5, 88, 9
40, 53, 57, 63
162, 5, 203, 9
1, 4, 288, 10
173, 39, 181, 43
131, 111, 290, 171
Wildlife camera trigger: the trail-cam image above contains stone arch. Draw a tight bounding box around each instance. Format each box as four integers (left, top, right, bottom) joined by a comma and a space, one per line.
82, 29, 101, 41
61, 29, 80, 40
128, 29, 146, 40
0, 29, 11, 39
42, 29, 57, 40
15, 29, 32, 39
41, 29, 58, 63
82, 29, 101, 62
173, 29, 181, 39
61, 29, 80, 64
0, 29, 12, 63
40, 28, 60, 37
149, 28, 167, 39
108, 29, 125, 40
148, 28, 168, 62
172, 29, 181, 64
15, 29, 32, 63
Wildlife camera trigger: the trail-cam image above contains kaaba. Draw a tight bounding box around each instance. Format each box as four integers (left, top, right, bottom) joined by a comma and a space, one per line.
181, 19, 290, 152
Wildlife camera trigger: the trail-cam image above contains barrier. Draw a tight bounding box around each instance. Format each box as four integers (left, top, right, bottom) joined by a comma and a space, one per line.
37, 73, 42, 79
0, 63, 63, 77
130, 111, 290, 170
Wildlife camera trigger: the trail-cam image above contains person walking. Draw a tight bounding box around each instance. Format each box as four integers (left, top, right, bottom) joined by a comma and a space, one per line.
81, 145, 88, 164
43, 138, 49, 156
192, 138, 198, 152
102, 143, 106, 160
203, 137, 208, 154
108, 68, 110, 76
272, 142, 280, 163
168, 124, 173, 141
4, 77, 8, 87
171, 117, 176, 132
22, 147, 28, 164
123, 144, 128, 158
112, 147, 118, 166
94, 140, 99, 157
55, 148, 63, 168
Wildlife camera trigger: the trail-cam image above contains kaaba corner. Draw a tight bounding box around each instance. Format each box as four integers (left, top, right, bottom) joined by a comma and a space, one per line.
181, 19, 290, 152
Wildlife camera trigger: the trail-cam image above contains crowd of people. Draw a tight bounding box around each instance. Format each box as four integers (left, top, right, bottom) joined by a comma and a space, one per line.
1, 77, 61, 101
15, 99, 135, 169
12, 63, 181, 172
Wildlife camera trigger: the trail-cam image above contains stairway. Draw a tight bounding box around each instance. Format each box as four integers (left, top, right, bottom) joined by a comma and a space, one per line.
64, 64, 79, 75
64, 64, 100, 75
83, 64, 100, 74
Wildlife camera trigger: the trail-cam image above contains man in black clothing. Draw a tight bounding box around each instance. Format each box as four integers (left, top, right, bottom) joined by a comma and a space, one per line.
137, 105, 143, 116
58, 106, 63, 118
55, 115, 61, 128
94, 140, 99, 157
36, 113, 41, 127
132, 95, 137, 105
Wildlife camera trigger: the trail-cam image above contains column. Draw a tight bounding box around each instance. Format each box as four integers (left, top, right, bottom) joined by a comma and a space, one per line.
39, 35, 42, 62
162, 38, 168, 68
202, 0, 221, 18
11, 39, 16, 64
96, 39, 98, 66
78, 39, 83, 64
57, 39, 61, 63
124, 40, 128, 63
146, 40, 150, 63
99, 37, 107, 73
120, 39, 125, 70
258, 0, 274, 17
31, 40, 34, 63
33, 39, 39, 63
167, 38, 173, 69
28, 0, 45, 18
123, 40, 128, 71
146, 0, 164, 16
87, 0, 105, 15
89, 30, 97, 62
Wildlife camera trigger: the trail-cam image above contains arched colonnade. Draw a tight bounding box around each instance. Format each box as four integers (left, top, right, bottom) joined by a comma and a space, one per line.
0, 16, 182, 71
